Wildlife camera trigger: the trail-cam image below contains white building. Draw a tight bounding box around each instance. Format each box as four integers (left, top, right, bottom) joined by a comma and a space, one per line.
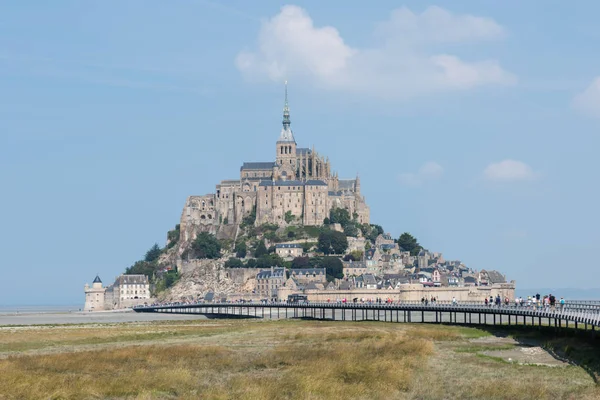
84, 274, 151, 311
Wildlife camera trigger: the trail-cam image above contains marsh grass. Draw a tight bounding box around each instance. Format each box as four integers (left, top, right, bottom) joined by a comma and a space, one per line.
0, 320, 599, 399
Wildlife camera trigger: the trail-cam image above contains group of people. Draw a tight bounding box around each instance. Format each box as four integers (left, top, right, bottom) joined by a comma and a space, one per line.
514, 294, 566, 310
420, 297, 439, 305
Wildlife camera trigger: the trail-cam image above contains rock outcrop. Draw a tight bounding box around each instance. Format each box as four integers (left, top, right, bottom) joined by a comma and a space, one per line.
159, 259, 255, 302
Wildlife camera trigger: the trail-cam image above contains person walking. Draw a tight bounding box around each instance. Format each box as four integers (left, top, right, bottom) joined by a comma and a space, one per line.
559, 297, 565, 311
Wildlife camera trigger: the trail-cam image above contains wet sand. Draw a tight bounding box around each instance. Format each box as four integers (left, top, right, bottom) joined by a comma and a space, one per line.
0, 310, 208, 326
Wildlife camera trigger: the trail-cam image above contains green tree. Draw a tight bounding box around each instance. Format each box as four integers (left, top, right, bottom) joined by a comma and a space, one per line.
331, 231, 348, 254
255, 253, 284, 268
318, 230, 334, 254
167, 225, 180, 249
318, 230, 348, 255
245, 258, 257, 268
368, 224, 384, 243
242, 206, 256, 227
144, 243, 162, 263
284, 210, 294, 224
234, 241, 247, 258
343, 223, 359, 237
329, 207, 351, 228
397, 232, 422, 256
291, 256, 310, 269
126, 260, 156, 279
225, 257, 244, 268
343, 254, 356, 261
351, 250, 364, 260
320, 256, 344, 281
323, 217, 330, 225
164, 270, 179, 288
191, 232, 221, 259
254, 240, 268, 257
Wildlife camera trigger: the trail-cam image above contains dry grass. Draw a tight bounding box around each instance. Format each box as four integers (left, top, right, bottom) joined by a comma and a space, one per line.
0, 320, 598, 399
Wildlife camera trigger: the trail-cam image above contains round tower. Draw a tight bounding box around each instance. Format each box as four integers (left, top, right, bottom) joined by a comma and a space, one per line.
84, 275, 106, 311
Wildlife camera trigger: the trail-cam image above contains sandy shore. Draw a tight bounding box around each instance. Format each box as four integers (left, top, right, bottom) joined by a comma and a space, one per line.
0, 310, 208, 326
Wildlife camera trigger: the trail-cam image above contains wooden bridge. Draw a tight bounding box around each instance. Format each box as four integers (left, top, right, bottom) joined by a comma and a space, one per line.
134, 301, 600, 332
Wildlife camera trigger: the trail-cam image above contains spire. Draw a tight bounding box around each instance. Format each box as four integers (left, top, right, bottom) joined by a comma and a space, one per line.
283, 80, 290, 130
278, 80, 295, 142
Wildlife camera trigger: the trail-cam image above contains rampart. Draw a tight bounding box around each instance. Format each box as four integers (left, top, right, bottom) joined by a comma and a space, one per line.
277, 283, 515, 303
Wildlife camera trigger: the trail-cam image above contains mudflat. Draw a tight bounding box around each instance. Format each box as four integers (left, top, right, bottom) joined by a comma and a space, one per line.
0, 310, 208, 326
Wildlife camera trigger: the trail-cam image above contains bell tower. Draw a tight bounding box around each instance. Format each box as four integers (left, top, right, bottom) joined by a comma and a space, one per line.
275, 81, 297, 180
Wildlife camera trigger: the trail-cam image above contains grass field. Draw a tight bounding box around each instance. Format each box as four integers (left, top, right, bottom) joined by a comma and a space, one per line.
0, 319, 599, 399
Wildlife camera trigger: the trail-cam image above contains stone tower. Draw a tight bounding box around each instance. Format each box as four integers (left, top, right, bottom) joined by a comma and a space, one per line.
275, 81, 297, 180
84, 275, 106, 311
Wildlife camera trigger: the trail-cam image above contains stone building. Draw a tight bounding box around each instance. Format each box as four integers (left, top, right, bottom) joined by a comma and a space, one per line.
289, 268, 327, 284
104, 274, 151, 309
256, 267, 287, 299
84, 275, 105, 311
179, 83, 370, 242
84, 274, 150, 311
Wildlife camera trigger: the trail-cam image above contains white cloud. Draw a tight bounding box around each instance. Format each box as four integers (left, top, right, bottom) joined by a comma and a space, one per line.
236, 5, 515, 99
573, 77, 600, 117
483, 160, 538, 182
399, 162, 444, 185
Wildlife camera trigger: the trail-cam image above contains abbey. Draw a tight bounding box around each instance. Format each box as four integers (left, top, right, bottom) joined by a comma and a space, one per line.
179, 84, 370, 241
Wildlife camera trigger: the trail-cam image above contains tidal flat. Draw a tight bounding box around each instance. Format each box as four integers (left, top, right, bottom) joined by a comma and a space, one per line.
0, 319, 599, 400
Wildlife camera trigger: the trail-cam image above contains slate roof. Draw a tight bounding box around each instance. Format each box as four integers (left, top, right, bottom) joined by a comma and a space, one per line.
363, 274, 377, 285
276, 243, 303, 249
290, 268, 326, 276
93, 275, 102, 283
115, 274, 149, 285
338, 179, 356, 190
339, 281, 352, 290
305, 180, 328, 186
204, 292, 214, 301
296, 148, 312, 155
256, 268, 287, 279
241, 162, 276, 171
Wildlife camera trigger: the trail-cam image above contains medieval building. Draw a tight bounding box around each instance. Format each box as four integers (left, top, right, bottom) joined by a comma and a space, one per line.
179, 83, 370, 242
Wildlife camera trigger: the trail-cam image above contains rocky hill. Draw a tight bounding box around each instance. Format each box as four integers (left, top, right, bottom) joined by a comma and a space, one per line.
157, 259, 256, 302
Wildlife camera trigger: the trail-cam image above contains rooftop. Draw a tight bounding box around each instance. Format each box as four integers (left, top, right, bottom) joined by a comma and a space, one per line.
241, 162, 276, 171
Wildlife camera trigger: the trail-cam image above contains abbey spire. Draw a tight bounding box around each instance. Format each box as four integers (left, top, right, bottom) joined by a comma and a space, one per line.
278, 81, 295, 142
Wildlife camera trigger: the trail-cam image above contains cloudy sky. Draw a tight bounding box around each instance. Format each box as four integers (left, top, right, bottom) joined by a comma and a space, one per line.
1, 1, 599, 305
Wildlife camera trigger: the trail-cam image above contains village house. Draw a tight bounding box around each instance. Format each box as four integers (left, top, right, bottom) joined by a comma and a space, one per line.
256, 267, 287, 299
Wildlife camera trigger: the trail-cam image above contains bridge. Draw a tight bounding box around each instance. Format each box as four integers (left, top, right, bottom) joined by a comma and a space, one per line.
134, 300, 600, 332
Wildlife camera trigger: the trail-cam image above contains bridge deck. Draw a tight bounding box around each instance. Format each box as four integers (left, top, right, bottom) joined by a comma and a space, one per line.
134, 301, 600, 331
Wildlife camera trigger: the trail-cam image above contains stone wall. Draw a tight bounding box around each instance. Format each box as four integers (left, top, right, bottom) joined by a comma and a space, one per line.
277, 283, 515, 303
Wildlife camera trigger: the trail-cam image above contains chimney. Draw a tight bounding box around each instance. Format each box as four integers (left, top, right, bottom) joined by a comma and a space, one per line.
271, 266, 274, 275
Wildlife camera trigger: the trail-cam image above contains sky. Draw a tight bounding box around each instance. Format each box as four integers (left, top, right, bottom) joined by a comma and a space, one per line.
1, 1, 599, 305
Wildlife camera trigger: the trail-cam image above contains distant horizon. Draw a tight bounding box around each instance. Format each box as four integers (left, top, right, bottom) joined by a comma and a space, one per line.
1, 287, 599, 308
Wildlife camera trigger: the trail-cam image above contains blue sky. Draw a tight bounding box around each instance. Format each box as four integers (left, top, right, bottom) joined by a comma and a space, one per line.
1, 1, 599, 305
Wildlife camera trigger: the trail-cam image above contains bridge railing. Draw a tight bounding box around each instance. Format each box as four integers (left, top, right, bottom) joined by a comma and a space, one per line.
135, 300, 600, 315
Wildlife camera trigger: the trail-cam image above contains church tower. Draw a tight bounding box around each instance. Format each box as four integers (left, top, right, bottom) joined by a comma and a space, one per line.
275, 81, 297, 180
